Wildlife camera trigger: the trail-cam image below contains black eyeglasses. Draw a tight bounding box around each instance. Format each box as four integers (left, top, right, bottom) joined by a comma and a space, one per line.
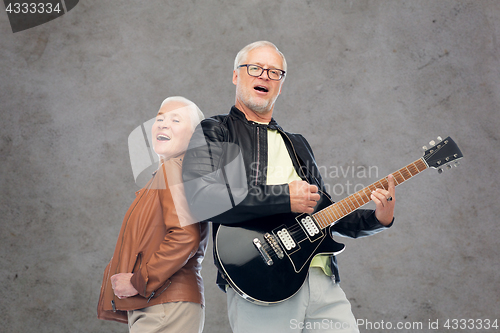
238, 64, 286, 81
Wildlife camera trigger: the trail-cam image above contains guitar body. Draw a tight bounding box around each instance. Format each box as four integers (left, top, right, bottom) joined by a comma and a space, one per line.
214, 194, 345, 305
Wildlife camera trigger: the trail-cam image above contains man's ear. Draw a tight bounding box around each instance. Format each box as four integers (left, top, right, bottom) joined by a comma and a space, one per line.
278, 81, 284, 95
232, 70, 238, 86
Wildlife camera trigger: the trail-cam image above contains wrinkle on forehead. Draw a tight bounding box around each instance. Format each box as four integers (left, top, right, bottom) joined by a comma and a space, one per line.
243, 47, 284, 70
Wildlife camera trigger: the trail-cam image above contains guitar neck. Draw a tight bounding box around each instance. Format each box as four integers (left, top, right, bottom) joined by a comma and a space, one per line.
313, 158, 428, 229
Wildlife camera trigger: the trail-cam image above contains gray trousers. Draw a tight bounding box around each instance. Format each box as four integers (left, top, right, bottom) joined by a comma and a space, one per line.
227, 267, 359, 333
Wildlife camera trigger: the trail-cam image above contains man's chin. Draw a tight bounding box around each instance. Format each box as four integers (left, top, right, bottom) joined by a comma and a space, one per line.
252, 106, 270, 114
246, 99, 272, 114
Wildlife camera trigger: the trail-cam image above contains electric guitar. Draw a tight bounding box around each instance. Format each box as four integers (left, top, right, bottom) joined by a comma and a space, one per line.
214, 136, 463, 305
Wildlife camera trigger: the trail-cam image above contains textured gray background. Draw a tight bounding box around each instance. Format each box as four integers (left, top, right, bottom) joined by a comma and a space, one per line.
1, 1, 499, 332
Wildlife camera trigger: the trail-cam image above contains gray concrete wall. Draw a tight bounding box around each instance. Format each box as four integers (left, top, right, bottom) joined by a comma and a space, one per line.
1, 1, 498, 332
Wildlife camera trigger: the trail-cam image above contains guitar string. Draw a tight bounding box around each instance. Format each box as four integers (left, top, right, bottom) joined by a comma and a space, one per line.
314, 160, 426, 229
260, 159, 428, 259
277, 162, 425, 234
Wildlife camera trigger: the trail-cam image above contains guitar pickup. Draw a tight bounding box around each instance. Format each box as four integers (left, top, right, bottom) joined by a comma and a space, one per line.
277, 228, 296, 250
300, 215, 320, 236
253, 238, 273, 266
296, 214, 324, 242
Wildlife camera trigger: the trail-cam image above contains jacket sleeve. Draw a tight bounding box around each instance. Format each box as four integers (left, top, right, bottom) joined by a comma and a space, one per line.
182, 119, 291, 225
331, 209, 394, 239
130, 160, 201, 298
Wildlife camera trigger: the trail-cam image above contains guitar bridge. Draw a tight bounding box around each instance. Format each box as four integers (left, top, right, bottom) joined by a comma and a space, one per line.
253, 238, 273, 266
264, 233, 284, 259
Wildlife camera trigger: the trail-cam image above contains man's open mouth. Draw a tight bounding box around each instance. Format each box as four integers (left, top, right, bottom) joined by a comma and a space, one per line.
157, 134, 170, 141
254, 85, 269, 93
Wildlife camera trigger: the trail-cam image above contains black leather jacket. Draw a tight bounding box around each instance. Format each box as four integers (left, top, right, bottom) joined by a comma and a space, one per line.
182, 106, 391, 285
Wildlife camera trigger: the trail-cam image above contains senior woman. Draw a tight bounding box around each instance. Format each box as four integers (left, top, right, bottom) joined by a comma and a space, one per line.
98, 97, 208, 333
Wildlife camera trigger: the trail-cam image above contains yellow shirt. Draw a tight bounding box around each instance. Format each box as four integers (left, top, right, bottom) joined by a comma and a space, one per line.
265, 128, 332, 276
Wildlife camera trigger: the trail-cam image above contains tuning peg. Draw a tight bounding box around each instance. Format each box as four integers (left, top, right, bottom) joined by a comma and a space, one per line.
429, 140, 436, 146
437, 136, 442, 141
422, 145, 428, 150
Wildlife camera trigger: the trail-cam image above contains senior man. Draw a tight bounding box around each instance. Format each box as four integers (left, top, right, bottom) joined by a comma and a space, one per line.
182, 41, 395, 333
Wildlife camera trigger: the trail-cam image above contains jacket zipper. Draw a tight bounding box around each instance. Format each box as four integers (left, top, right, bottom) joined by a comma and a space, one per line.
147, 280, 172, 303
255, 126, 261, 185
279, 130, 308, 180
114, 181, 152, 277
103, 259, 118, 312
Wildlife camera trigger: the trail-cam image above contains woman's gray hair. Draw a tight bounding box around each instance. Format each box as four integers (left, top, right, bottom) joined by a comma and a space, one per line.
160, 96, 205, 130
233, 41, 287, 73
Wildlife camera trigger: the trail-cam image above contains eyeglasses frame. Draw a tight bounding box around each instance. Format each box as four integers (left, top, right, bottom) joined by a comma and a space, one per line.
237, 64, 286, 81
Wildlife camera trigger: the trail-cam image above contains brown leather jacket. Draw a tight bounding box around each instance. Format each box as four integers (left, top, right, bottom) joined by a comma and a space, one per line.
98, 156, 208, 323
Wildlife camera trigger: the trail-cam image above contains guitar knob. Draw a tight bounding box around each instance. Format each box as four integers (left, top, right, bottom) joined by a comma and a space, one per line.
454, 161, 460, 167
438, 168, 443, 174
447, 164, 452, 169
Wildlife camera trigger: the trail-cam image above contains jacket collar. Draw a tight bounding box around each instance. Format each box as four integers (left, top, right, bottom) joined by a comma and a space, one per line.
230, 106, 281, 130
152, 153, 185, 177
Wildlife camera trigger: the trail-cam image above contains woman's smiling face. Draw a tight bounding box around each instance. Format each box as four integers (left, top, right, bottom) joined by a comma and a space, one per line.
151, 101, 194, 160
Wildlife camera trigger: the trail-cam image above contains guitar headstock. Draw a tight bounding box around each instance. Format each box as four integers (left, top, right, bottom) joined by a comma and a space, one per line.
422, 136, 463, 173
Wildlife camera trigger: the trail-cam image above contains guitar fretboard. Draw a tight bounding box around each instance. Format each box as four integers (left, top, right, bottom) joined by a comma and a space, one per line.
313, 158, 428, 229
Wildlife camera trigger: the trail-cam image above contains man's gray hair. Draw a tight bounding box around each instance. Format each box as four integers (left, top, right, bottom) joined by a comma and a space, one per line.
233, 41, 287, 73
160, 96, 205, 130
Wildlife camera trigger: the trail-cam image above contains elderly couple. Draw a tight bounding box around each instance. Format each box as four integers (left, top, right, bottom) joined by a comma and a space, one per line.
98, 41, 396, 333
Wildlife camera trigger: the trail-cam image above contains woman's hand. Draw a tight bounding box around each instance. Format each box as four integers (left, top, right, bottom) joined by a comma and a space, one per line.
110, 273, 139, 299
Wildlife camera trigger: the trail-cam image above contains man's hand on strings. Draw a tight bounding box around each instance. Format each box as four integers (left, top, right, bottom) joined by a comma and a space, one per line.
371, 174, 396, 226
